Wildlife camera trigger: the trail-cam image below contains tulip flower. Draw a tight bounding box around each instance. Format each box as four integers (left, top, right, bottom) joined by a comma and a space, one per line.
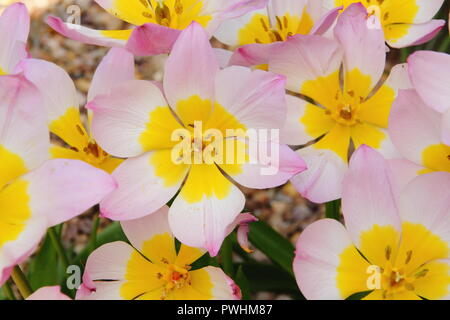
87, 22, 306, 255
0, 75, 116, 286
268, 4, 407, 203
19, 48, 134, 173
408, 51, 450, 145
47, 0, 268, 56
294, 146, 450, 300
78, 206, 241, 300
323, 0, 445, 48
0, 2, 30, 75
214, 0, 341, 67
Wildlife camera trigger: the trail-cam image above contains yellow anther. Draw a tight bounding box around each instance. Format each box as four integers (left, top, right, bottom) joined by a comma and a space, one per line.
175, 0, 183, 15
339, 105, 353, 121
405, 250, 413, 264
367, 5, 381, 19
385, 245, 392, 261
155, 3, 171, 27
158, 263, 192, 299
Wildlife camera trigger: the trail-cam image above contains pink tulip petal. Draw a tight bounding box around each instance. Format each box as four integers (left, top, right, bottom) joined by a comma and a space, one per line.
386, 20, 445, 48
342, 146, 402, 252
46, 16, 130, 48
125, 23, 181, 56
408, 50, 450, 113
27, 286, 71, 300
164, 22, 219, 110
0, 2, 29, 73
88, 47, 135, 102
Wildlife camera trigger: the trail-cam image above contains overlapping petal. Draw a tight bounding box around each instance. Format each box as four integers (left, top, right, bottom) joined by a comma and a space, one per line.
0, 75, 48, 188
294, 219, 370, 300
389, 89, 447, 172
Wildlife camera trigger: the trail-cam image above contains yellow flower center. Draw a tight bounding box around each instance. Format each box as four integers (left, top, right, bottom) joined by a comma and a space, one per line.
134, 0, 211, 29
157, 260, 192, 299
238, 12, 314, 46
326, 87, 363, 127
378, 247, 432, 299
77, 139, 110, 167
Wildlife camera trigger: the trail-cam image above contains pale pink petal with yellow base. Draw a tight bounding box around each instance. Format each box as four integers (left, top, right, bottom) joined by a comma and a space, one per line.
213, 8, 267, 47
83, 241, 132, 282
389, 89, 443, 166
334, 3, 385, 95
121, 206, 206, 267
100, 151, 189, 221
87, 80, 170, 158
193, 266, 241, 300
0, 3, 29, 74
163, 22, 219, 109
398, 172, 450, 248
268, 34, 342, 94
294, 219, 366, 300
26, 159, 117, 227
79, 241, 134, 300
0, 75, 48, 182
0, 159, 116, 286
120, 206, 174, 254
386, 20, 445, 48
412, 0, 445, 23
20, 59, 79, 123
342, 146, 401, 251
0, 215, 48, 286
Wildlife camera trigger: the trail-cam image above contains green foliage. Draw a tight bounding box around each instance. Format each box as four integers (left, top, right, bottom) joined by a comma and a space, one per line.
248, 221, 296, 277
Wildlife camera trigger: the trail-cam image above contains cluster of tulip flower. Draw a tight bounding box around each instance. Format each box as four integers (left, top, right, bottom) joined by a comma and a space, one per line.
0, 0, 449, 300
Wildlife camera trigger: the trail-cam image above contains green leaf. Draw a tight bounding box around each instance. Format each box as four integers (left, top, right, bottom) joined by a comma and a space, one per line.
235, 266, 251, 300
248, 221, 295, 277
219, 235, 234, 277
27, 234, 66, 290
0, 282, 13, 300
325, 199, 341, 220
346, 290, 372, 300
238, 262, 302, 298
